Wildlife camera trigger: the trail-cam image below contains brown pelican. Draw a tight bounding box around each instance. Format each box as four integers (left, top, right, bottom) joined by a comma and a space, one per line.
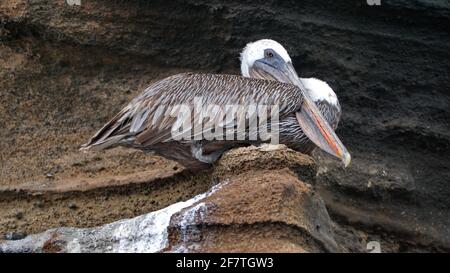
240, 39, 341, 154
81, 43, 350, 170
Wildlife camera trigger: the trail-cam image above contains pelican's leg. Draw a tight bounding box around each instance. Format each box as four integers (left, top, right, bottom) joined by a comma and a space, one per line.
191, 142, 226, 164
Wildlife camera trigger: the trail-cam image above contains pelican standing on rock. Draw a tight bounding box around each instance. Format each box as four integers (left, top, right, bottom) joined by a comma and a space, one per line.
240, 39, 341, 154
81, 41, 350, 170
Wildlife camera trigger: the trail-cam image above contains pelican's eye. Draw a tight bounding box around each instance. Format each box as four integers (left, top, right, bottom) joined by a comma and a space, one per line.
265, 50, 274, 58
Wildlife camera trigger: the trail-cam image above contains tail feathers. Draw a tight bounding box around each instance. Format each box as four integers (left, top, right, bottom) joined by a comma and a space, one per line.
80, 105, 133, 152
80, 135, 127, 152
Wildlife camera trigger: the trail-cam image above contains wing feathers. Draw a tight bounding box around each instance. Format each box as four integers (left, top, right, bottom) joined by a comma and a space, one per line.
81, 73, 302, 151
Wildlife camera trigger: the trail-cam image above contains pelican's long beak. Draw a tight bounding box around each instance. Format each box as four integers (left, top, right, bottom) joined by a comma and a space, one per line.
252, 60, 351, 167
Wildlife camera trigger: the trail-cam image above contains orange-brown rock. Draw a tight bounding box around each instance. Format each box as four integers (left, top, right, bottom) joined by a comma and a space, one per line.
166, 145, 344, 253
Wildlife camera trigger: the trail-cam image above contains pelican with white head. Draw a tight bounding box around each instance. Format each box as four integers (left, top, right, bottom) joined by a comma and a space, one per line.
240, 39, 349, 166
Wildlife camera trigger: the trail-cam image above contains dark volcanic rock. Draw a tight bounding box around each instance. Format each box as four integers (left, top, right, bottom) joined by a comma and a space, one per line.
0, 0, 449, 251
4, 231, 26, 241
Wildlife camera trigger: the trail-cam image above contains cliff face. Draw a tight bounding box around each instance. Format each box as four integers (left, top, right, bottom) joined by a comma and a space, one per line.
0, 1, 449, 252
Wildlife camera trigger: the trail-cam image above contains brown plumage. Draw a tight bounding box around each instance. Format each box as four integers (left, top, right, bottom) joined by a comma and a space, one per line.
81, 73, 309, 170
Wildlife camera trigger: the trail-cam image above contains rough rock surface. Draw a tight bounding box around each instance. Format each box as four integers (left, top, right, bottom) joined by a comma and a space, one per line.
167, 146, 343, 253
0, 181, 219, 253
1, 1, 449, 252
0, 146, 359, 253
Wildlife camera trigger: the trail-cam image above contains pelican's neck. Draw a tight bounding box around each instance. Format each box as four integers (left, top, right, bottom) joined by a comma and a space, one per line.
241, 62, 250, 78
300, 78, 338, 106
